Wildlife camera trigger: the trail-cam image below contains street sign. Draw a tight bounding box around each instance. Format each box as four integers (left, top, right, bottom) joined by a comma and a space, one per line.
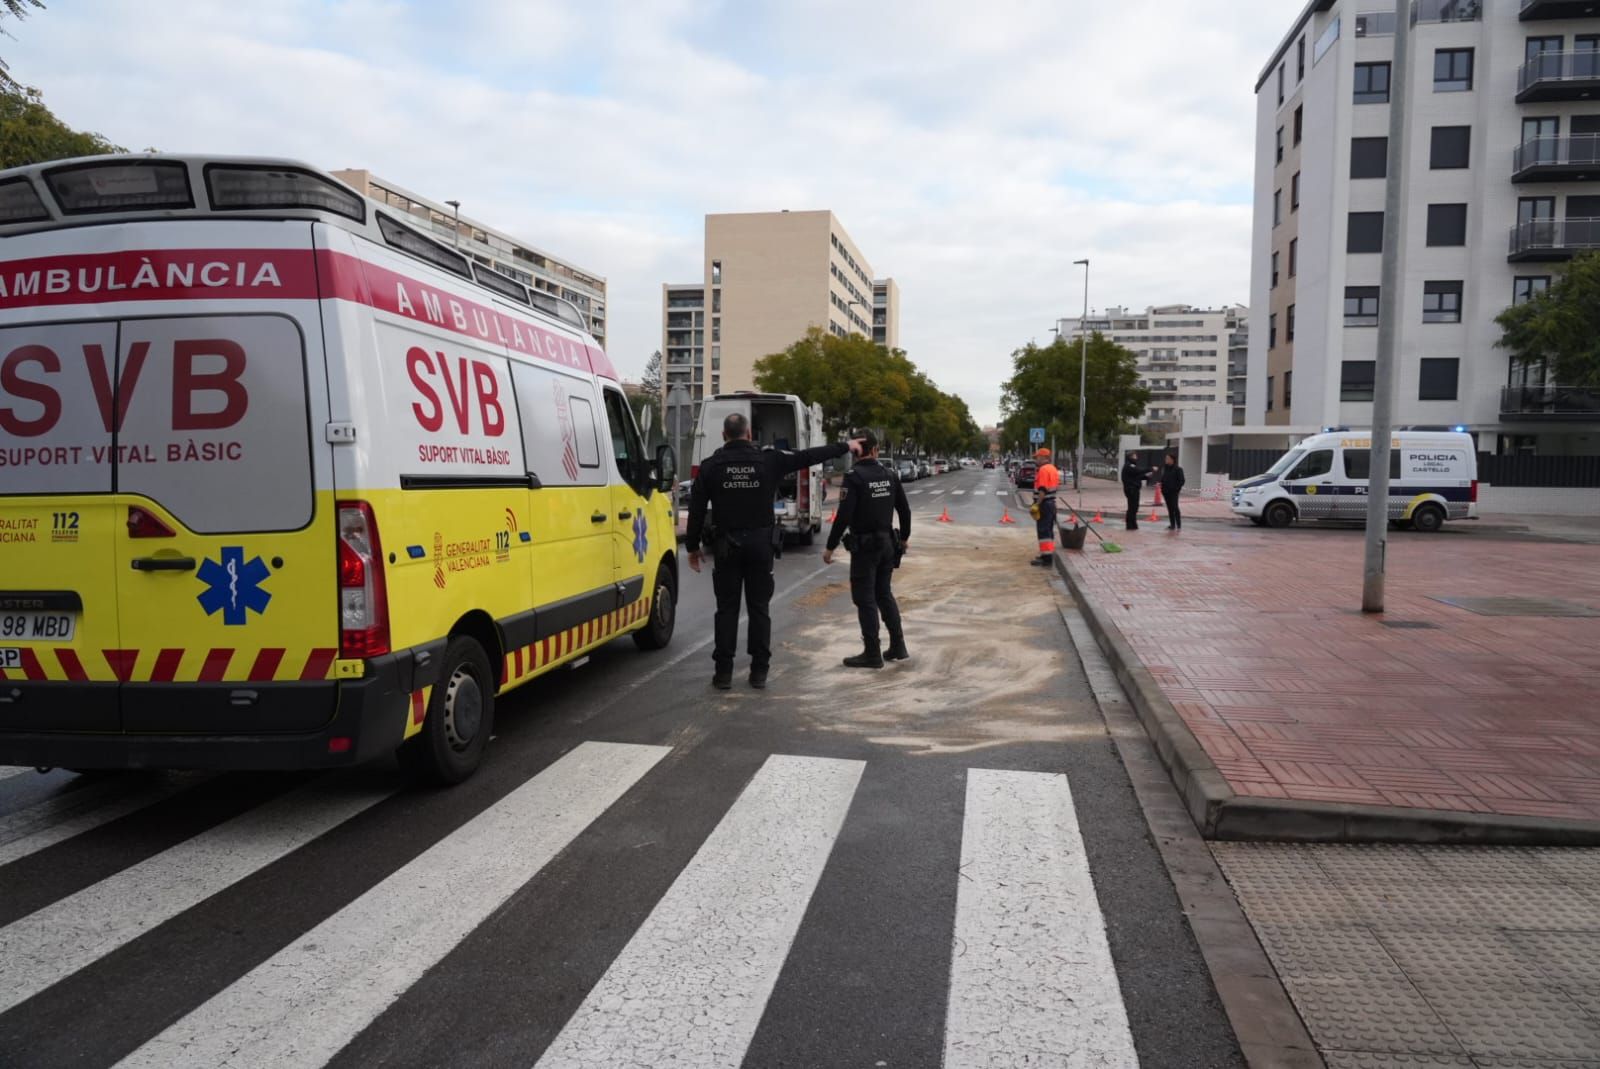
638, 403, 653, 435
1029, 427, 1046, 444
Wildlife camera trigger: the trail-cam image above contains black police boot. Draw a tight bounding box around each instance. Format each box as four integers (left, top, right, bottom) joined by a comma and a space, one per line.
843, 641, 884, 670
1029, 553, 1052, 566
749, 666, 768, 689
884, 632, 910, 662
712, 668, 733, 690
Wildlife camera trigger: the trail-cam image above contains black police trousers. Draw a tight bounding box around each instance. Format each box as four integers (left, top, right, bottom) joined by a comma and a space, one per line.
711, 529, 775, 671
1124, 487, 1141, 530
849, 532, 902, 651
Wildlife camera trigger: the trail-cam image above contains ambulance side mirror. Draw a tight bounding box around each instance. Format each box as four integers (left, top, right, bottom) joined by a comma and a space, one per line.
654, 445, 677, 492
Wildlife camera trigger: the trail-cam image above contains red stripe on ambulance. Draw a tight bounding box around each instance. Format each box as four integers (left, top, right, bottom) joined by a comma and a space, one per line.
198, 649, 233, 682
54, 648, 86, 681
300, 648, 337, 681
248, 649, 285, 681
150, 648, 185, 682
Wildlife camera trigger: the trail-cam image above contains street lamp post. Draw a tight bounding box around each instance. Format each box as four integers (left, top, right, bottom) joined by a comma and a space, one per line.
445, 199, 462, 248
1074, 259, 1090, 506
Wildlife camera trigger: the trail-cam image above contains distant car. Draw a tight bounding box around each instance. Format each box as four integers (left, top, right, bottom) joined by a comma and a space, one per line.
897, 459, 918, 482
1015, 461, 1037, 489
932, 461, 948, 475
917, 460, 932, 479
983, 459, 996, 469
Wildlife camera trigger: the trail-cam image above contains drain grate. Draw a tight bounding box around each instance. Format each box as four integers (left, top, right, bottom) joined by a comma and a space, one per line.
1433, 596, 1600, 618
1380, 620, 1439, 630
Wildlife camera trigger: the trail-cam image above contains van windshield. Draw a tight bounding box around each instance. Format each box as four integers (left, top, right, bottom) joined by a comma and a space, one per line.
1265, 449, 1305, 478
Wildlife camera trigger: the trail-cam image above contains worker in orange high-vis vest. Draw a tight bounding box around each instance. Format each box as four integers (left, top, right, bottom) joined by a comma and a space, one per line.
1029, 447, 1061, 567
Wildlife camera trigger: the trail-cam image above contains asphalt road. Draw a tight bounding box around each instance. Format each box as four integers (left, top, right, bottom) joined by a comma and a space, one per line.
0, 465, 1243, 1069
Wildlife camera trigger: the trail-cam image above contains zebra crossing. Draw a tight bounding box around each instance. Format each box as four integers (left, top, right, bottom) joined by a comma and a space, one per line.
0, 747, 1139, 1068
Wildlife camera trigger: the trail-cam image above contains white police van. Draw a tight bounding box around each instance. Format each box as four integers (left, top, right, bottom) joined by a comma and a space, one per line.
1231, 430, 1477, 532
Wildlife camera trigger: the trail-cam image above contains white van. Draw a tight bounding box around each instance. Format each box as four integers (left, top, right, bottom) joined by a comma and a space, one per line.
0, 155, 679, 783
1231, 430, 1477, 532
690, 392, 829, 544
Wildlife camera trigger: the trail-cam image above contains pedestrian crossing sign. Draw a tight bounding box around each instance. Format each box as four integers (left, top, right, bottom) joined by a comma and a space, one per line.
1029, 427, 1046, 444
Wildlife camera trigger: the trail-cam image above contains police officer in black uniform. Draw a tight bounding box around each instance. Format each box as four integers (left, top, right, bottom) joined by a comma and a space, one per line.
685, 413, 861, 690
824, 430, 911, 669
1121, 450, 1152, 530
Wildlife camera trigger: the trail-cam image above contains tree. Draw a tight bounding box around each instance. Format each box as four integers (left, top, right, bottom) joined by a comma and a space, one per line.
1496, 250, 1600, 389
1, 83, 124, 169
753, 327, 912, 439
998, 333, 1149, 459
1, 0, 44, 91
640, 349, 663, 396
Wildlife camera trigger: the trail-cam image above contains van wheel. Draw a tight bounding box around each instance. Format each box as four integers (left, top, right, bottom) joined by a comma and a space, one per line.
1411, 503, 1445, 533
1264, 501, 1296, 529
398, 636, 494, 786
633, 567, 676, 650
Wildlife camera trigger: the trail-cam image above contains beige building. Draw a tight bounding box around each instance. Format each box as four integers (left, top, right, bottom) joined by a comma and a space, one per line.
660, 210, 897, 402
331, 169, 607, 347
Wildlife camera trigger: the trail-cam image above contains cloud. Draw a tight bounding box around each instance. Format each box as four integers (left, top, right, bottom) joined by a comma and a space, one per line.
8, 0, 1287, 424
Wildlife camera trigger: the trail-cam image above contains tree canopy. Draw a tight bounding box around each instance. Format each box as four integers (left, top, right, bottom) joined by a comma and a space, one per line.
1, 83, 124, 169
1, 0, 45, 91
1496, 250, 1600, 389
752, 327, 983, 455
997, 333, 1150, 455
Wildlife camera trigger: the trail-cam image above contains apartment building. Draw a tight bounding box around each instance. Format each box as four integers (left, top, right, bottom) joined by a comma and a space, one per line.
331, 170, 607, 346
1249, 0, 1600, 456
660, 211, 898, 401
1059, 305, 1247, 437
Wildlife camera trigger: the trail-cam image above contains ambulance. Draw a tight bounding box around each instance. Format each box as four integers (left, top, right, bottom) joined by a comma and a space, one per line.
0, 155, 680, 783
1230, 429, 1477, 532
689, 392, 829, 544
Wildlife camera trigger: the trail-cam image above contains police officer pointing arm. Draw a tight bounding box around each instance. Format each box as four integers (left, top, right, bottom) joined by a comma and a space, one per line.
823, 430, 911, 669
684, 413, 862, 690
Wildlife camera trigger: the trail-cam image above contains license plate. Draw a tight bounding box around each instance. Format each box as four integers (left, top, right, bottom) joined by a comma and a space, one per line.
0, 612, 76, 642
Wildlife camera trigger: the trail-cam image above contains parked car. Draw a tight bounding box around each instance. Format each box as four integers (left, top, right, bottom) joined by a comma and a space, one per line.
917, 460, 932, 479
1015, 461, 1037, 488
932, 461, 948, 475
983, 459, 996, 469
897, 459, 918, 482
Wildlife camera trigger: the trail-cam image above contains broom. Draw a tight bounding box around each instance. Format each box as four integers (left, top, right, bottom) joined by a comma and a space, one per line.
1061, 502, 1123, 554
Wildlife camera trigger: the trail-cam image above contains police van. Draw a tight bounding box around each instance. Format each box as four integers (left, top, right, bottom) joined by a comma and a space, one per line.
1230, 430, 1477, 532
690, 392, 828, 544
0, 155, 679, 783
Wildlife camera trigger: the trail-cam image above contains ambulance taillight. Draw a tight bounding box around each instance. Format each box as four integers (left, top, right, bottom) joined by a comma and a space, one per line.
337, 501, 390, 658
1470, 480, 1478, 503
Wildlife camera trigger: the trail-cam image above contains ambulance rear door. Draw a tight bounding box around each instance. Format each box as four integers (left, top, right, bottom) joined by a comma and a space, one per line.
0, 319, 124, 731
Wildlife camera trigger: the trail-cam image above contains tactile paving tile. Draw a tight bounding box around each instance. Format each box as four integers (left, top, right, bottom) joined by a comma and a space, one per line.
1471, 1060, 1600, 1069
1508, 930, 1600, 991
1251, 922, 1409, 983
1531, 848, 1600, 888
1322, 1053, 1476, 1069
1418, 846, 1570, 886
1451, 880, 1600, 930
1377, 929, 1548, 990
1405, 982, 1600, 1062
1280, 978, 1465, 1056
1335, 881, 1486, 927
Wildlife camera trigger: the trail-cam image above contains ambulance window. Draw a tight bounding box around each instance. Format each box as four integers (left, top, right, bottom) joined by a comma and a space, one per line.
116, 315, 313, 533
1287, 449, 1333, 481
602, 387, 646, 491
569, 395, 601, 469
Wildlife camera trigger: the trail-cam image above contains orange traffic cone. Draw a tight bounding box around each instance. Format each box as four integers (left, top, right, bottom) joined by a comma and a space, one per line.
1148, 505, 1160, 522
938, 506, 953, 523
999, 508, 1016, 525
1153, 484, 1164, 506
827, 508, 837, 523
1091, 509, 1104, 523
1066, 511, 1078, 527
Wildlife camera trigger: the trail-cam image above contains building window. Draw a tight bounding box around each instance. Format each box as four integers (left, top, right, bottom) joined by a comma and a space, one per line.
1278, 63, 1286, 105
1418, 358, 1459, 401
1426, 203, 1468, 246
1284, 370, 1293, 409
1266, 375, 1275, 411
1341, 360, 1377, 402
712, 290, 721, 313
1348, 211, 1384, 253
1269, 313, 1278, 349
1272, 251, 1280, 288
1434, 48, 1474, 92
1354, 62, 1391, 104
1344, 286, 1380, 327
1351, 136, 1388, 178
1287, 304, 1296, 341
712, 320, 720, 342
1291, 172, 1300, 211
1289, 238, 1298, 277
1274, 189, 1282, 226
1422, 281, 1463, 323
1430, 126, 1471, 169
711, 260, 722, 284
1276, 126, 1284, 163
1297, 36, 1306, 81
1293, 105, 1303, 145
1514, 276, 1551, 304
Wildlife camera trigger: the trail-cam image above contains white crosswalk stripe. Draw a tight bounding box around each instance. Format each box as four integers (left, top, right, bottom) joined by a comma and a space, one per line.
952, 490, 965, 495
0, 766, 34, 782
0, 777, 392, 1015
536, 754, 864, 1069
1, 748, 1138, 1066
944, 768, 1137, 1067
115, 742, 668, 1069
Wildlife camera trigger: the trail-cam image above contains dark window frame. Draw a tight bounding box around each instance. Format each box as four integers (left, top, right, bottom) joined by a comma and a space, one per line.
1434, 47, 1474, 92
1429, 125, 1471, 169
1344, 286, 1380, 327
1426, 203, 1468, 246
1419, 358, 1459, 401
1422, 280, 1463, 324
1351, 137, 1388, 179
1354, 61, 1391, 104
1348, 211, 1384, 253
1341, 360, 1377, 402
1513, 275, 1551, 304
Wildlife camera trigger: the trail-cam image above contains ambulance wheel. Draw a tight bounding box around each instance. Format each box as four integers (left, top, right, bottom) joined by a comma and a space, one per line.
398, 636, 494, 786
1264, 501, 1296, 529
1412, 503, 1445, 533
633, 567, 676, 650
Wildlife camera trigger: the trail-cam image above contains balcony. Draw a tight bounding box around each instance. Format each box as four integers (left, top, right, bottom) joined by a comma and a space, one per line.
1501, 385, 1600, 420
1521, 0, 1600, 19
1513, 136, 1600, 182
1411, 0, 1481, 22
1508, 217, 1600, 260
1517, 51, 1600, 103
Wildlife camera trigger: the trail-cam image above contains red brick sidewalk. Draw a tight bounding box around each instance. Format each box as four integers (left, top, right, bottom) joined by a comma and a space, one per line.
1058, 481, 1600, 827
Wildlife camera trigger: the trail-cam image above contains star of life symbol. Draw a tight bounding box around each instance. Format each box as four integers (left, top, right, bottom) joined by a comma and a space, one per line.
632, 511, 649, 563
196, 547, 271, 626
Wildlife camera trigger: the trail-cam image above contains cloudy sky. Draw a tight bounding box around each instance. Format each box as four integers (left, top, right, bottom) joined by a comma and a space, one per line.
10, 0, 1293, 424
